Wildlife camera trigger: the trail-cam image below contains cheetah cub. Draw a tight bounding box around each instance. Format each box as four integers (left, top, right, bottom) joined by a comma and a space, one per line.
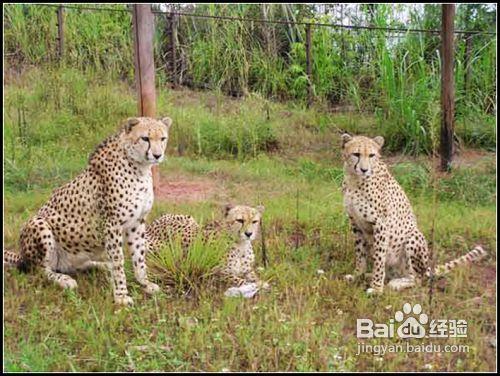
341, 134, 487, 294
4, 117, 173, 306
146, 204, 268, 289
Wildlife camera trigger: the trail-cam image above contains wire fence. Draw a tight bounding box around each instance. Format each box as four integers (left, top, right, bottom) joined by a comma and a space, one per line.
36, 3, 496, 35
4, 3, 497, 154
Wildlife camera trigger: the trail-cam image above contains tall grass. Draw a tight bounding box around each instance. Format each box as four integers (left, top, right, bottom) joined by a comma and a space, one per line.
147, 234, 232, 293
3, 3, 496, 154
4, 4, 133, 79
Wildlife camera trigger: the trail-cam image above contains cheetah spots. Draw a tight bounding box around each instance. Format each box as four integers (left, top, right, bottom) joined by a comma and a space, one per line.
343, 135, 430, 295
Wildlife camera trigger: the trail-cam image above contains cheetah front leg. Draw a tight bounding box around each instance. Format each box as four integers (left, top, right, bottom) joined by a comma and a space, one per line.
127, 222, 160, 295
105, 221, 133, 306
367, 223, 388, 295
344, 221, 369, 283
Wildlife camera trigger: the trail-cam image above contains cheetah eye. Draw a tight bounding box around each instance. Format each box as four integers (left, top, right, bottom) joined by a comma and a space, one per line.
352, 153, 360, 158
252, 220, 259, 224
141, 136, 150, 142
161, 137, 167, 141
369, 153, 375, 158
236, 219, 244, 224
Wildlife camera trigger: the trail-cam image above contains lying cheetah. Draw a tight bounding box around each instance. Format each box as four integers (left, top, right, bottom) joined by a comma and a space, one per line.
4, 117, 173, 306
341, 134, 487, 294
146, 204, 267, 288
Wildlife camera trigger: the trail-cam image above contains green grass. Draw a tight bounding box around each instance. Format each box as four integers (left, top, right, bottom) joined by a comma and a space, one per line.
3, 67, 497, 372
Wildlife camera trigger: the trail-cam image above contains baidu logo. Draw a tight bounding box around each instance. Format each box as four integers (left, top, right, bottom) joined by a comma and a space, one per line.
357, 302, 467, 339
395, 303, 428, 338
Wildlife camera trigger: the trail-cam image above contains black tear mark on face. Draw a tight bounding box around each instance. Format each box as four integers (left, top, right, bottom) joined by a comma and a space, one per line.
353, 153, 360, 171
143, 136, 151, 159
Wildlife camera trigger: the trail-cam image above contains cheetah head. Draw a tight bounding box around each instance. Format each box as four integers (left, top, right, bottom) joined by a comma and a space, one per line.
224, 204, 265, 242
341, 133, 384, 178
123, 117, 172, 165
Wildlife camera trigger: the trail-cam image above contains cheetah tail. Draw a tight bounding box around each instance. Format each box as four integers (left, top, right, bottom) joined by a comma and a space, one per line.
3, 250, 22, 267
426, 245, 488, 278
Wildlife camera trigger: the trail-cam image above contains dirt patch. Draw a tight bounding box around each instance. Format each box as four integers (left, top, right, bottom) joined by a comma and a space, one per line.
155, 174, 218, 203
474, 264, 496, 292
385, 148, 495, 170
452, 148, 495, 169
168, 87, 241, 116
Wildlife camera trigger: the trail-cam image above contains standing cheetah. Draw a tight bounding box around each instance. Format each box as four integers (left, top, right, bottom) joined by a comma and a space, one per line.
146, 204, 267, 288
4, 117, 173, 306
340, 134, 487, 294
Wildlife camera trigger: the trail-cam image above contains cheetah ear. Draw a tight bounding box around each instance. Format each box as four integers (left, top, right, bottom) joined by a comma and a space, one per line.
125, 117, 140, 133
341, 133, 353, 148
160, 117, 173, 131
223, 203, 234, 217
256, 205, 265, 214
373, 136, 385, 148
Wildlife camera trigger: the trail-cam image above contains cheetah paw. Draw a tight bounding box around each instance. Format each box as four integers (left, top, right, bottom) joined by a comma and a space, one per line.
366, 287, 383, 296
115, 295, 134, 306
143, 282, 160, 295
59, 276, 78, 290
224, 283, 258, 298
387, 278, 415, 291
344, 274, 355, 283
258, 281, 270, 290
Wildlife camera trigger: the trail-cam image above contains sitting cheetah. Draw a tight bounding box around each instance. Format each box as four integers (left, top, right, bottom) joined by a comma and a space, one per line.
145, 204, 267, 288
340, 134, 487, 294
4, 117, 173, 306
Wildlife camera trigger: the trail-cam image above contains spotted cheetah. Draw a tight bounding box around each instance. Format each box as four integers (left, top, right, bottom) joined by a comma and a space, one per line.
4, 117, 173, 306
340, 134, 487, 294
145, 204, 267, 288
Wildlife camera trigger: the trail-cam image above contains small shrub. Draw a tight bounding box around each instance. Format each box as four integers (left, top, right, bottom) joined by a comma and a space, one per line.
147, 232, 232, 293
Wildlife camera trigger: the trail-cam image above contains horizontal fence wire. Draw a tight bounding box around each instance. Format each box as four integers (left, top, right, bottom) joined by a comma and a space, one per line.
36, 3, 131, 13
153, 9, 497, 36
34, 3, 496, 37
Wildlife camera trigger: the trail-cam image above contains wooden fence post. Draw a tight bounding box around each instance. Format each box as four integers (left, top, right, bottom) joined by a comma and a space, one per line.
171, 13, 178, 87
306, 23, 313, 108
464, 34, 472, 96
132, 4, 159, 192
440, 4, 455, 172
57, 5, 64, 61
